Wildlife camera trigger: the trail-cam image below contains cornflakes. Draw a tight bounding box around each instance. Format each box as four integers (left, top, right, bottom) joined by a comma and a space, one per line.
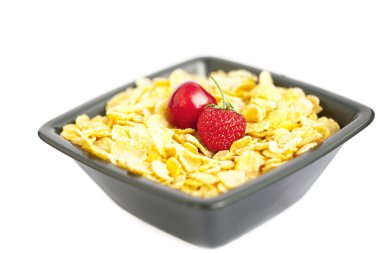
61, 68, 340, 198
217, 170, 246, 189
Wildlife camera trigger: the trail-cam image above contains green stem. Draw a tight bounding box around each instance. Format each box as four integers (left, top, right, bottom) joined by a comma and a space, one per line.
209, 75, 226, 109
208, 75, 238, 112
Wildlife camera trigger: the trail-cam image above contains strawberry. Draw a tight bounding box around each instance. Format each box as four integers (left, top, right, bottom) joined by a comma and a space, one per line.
197, 76, 247, 151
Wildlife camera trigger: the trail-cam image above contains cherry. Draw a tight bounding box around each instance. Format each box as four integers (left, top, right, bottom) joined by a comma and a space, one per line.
168, 81, 217, 129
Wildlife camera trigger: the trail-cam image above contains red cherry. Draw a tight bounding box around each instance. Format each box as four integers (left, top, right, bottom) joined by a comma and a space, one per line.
168, 81, 217, 129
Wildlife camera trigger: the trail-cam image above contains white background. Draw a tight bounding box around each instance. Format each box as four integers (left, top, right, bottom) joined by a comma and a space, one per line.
1, 1, 379, 252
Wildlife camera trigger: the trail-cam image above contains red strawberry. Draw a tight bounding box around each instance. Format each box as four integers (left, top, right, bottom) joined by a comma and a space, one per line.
197, 76, 247, 151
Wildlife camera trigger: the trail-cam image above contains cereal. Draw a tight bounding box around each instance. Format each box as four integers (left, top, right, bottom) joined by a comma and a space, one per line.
111, 124, 130, 140
94, 138, 112, 153
230, 136, 252, 154
296, 142, 318, 156
184, 134, 213, 157
183, 142, 199, 154
151, 160, 172, 182
213, 150, 233, 161
190, 172, 219, 185
243, 103, 264, 123
235, 150, 263, 178
166, 157, 183, 177
60, 124, 80, 141
217, 170, 246, 189
217, 182, 228, 193
61, 68, 340, 198
178, 150, 202, 172
170, 175, 186, 189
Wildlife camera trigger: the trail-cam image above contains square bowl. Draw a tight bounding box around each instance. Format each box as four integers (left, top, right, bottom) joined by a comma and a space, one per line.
38, 57, 374, 248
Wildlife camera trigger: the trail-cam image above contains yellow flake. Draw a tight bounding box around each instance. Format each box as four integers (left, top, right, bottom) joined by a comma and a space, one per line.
151, 160, 172, 182
213, 150, 233, 161
154, 99, 169, 115
235, 150, 263, 178
243, 103, 264, 123
150, 128, 174, 157
178, 150, 202, 172
111, 124, 130, 140
203, 166, 221, 174
169, 68, 192, 90
259, 70, 274, 86
217, 170, 246, 189
110, 138, 150, 175
173, 128, 196, 134
94, 138, 113, 153
190, 172, 219, 185
135, 77, 152, 88
214, 160, 235, 170
75, 114, 90, 130
81, 126, 111, 139
166, 157, 183, 177
146, 114, 169, 129
296, 142, 318, 156
185, 179, 203, 189
185, 134, 213, 157
262, 161, 286, 174
183, 142, 199, 154
60, 124, 80, 141
230, 136, 252, 154
170, 175, 186, 189
153, 77, 170, 88
217, 182, 228, 193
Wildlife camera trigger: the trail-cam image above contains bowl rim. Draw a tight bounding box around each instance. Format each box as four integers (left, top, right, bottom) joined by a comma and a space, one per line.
38, 56, 375, 209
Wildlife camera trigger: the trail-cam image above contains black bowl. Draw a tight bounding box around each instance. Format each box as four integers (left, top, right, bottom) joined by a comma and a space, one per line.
38, 57, 374, 248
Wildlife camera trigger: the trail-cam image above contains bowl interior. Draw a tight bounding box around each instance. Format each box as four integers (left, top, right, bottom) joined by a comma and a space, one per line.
41, 56, 374, 208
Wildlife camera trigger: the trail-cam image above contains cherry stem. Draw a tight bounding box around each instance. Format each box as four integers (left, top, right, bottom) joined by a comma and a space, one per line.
209, 75, 227, 109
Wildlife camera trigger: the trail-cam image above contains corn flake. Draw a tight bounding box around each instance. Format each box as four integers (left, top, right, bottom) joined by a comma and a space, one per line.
152, 160, 172, 182
217, 170, 246, 189
190, 172, 219, 185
